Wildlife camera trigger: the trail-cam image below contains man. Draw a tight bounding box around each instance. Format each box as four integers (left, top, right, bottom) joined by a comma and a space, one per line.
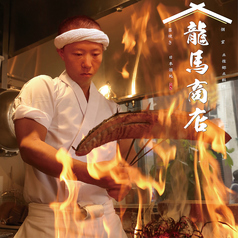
13, 15, 132, 238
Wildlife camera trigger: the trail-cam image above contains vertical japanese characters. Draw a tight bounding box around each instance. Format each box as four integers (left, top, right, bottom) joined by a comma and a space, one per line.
221, 26, 227, 82
184, 21, 209, 132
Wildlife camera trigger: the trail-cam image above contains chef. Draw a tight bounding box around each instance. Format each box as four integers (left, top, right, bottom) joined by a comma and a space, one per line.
12, 15, 132, 238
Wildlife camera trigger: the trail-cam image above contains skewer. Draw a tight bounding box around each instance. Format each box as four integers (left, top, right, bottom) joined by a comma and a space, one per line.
125, 138, 135, 162
129, 138, 152, 166
130, 139, 166, 166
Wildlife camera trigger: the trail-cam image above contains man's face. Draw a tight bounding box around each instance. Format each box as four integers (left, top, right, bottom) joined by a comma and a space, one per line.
57, 40, 103, 88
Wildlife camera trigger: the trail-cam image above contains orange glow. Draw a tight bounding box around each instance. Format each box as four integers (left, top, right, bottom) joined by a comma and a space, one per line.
50, 148, 85, 238
121, 62, 130, 79
51, 1, 237, 237
153, 140, 176, 195
134, 191, 143, 238
193, 140, 237, 237
122, 27, 136, 53
121, 2, 150, 96
120, 1, 238, 237
86, 144, 125, 183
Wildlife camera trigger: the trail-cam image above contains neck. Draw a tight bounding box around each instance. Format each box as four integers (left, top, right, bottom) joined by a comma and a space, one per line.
84, 89, 90, 102
79, 84, 90, 102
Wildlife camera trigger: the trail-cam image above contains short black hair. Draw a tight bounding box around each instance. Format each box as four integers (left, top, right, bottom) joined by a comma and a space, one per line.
58, 15, 101, 35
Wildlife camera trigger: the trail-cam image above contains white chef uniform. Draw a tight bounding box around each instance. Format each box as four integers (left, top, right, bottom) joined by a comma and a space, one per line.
12, 71, 127, 238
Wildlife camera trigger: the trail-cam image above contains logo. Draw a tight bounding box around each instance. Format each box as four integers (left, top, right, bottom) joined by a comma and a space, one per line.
163, 2, 232, 24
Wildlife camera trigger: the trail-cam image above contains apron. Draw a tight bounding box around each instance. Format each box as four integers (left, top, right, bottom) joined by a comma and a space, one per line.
14, 199, 127, 238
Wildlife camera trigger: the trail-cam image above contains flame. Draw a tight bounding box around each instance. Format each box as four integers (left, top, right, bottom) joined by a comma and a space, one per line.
191, 140, 237, 237
121, 62, 130, 79
153, 140, 176, 195
122, 27, 136, 53
86, 144, 124, 182
103, 220, 111, 237
50, 1, 237, 237
119, 1, 238, 237
121, 2, 150, 96
134, 190, 143, 238
50, 146, 133, 238
50, 148, 85, 238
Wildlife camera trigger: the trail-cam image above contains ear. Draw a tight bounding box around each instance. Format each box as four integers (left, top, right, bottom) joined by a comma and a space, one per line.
57, 48, 65, 61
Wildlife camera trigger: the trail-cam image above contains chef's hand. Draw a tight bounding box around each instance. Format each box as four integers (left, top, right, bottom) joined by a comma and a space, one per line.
106, 165, 132, 201
94, 164, 132, 201
107, 183, 131, 201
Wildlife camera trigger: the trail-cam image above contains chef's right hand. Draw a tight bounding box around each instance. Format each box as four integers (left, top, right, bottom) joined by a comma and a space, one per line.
93, 163, 132, 201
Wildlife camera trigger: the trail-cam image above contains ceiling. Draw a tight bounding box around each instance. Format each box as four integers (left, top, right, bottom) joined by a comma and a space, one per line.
7, 0, 140, 57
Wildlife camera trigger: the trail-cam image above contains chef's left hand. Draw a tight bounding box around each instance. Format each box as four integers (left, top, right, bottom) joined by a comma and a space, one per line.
106, 165, 132, 201
107, 182, 132, 202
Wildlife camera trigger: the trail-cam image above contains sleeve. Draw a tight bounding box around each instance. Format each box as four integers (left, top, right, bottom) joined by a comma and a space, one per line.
12, 75, 56, 130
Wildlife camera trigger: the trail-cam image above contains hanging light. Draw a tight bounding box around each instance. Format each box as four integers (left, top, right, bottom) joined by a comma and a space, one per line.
98, 82, 116, 100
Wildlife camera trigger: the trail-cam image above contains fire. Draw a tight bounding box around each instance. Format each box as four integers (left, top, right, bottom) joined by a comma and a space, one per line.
121, 62, 130, 79
121, 1, 150, 96
122, 27, 136, 53
50, 146, 132, 238
86, 144, 125, 182
50, 1, 237, 237
194, 141, 237, 237
50, 148, 86, 238
119, 0, 238, 237
152, 140, 176, 195
134, 190, 143, 237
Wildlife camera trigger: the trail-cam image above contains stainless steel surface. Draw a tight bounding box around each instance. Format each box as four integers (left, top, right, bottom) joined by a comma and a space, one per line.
0, 90, 19, 151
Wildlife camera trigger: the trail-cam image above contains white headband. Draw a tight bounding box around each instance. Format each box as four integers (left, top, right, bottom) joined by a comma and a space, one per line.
54, 28, 109, 50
